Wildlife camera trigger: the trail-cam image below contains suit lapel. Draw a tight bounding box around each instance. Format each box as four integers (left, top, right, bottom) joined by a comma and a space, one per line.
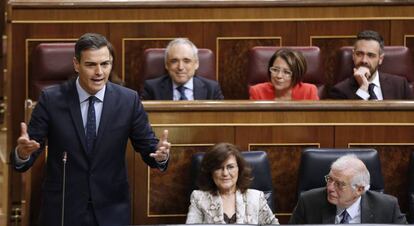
161, 76, 173, 100
235, 190, 246, 223
206, 192, 225, 224
67, 79, 88, 154
93, 82, 116, 157
360, 194, 374, 223
193, 76, 206, 100
321, 203, 336, 224
379, 73, 392, 99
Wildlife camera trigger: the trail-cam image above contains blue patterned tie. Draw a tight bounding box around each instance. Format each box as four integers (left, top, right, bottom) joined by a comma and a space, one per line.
176, 86, 187, 100
86, 96, 97, 153
368, 83, 378, 100
340, 210, 350, 224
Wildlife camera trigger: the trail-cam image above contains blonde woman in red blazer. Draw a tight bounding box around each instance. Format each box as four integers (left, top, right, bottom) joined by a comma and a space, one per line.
249, 48, 319, 100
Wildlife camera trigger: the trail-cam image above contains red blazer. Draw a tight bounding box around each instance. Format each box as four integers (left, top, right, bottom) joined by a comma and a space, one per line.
249, 82, 319, 100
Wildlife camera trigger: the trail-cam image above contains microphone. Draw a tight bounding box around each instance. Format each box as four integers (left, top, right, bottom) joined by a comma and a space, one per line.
61, 151, 67, 226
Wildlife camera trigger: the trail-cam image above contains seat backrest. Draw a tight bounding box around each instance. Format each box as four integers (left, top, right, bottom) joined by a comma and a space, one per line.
30, 43, 76, 99
297, 148, 384, 195
142, 48, 216, 81
408, 152, 414, 224
334, 46, 414, 86
247, 46, 325, 97
190, 151, 275, 212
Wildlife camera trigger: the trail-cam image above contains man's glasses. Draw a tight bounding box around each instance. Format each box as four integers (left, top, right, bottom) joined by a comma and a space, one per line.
269, 67, 293, 78
324, 175, 349, 191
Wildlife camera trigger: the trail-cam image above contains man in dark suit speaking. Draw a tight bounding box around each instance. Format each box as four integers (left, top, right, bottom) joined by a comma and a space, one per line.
330, 30, 413, 100
11, 33, 170, 226
289, 155, 406, 224
141, 38, 224, 100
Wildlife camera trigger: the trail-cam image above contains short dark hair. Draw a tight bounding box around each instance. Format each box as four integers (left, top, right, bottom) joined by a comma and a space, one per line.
75, 33, 115, 62
267, 48, 307, 87
355, 30, 384, 54
197, 143, 252, 194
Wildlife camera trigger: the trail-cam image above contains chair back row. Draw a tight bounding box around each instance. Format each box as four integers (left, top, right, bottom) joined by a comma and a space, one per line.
247, 46, 414, 98
29, 43, 414, 99
297, 148, 384, 195
247, 46, 325, 97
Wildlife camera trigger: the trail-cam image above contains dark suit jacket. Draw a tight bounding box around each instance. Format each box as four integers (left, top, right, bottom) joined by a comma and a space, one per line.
330, 72, 413, 100
11, 78, 166, 226
289, 187, 407, 224
141, 75, 224, 100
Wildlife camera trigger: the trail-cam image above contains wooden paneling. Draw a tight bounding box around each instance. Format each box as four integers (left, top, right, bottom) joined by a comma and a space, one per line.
8, 2, 414, 21
335, 126, 414, 215
13, 19, 414, 106
217, 38, 281, 99
123, 38, 172, 91
0, 0, 4, 97
299, 20, 390, 91
6, 1, 414, 225
9, 100, 414, 225
236, 126, 333, 210
127, 101, 414, 225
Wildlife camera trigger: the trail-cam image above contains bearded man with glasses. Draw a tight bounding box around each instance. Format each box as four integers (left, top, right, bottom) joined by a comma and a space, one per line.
289, 154, 406, 224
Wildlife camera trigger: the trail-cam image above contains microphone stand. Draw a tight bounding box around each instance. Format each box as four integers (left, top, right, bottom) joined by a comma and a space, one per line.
61, 152, 67, 226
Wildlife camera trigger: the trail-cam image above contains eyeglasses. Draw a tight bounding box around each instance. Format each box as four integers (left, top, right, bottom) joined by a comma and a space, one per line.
324, 175, 349, 191
269, 67, 293, 78
214, 164, 238, 174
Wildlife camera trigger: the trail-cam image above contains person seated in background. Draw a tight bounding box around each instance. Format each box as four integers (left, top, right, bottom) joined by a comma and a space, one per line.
330, 30, 413, 100
249, 48, 319, 100
186, 143, 279, 224
141, 38, 224, 100
289, 154, 407, 224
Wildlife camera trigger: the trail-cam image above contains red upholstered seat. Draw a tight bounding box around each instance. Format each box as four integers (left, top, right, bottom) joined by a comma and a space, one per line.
334, 46, 414, 89
142, 48, 216, 81
30, 43, 76, 99
247, 46, 325, 98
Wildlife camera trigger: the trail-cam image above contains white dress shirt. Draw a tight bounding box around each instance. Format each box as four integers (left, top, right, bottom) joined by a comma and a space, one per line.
356, 71, 384, 100
335, 196, 362, 224
173, 77, 194, 100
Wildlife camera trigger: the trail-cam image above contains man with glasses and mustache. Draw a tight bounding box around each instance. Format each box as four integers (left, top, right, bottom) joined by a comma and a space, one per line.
330, 30, 413, 100
289, 155, 406, 224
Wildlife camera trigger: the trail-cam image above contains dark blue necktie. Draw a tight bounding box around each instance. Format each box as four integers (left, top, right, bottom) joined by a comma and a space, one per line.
368, 83, 378, 100
340, 210, 350, 224
86, 96, 97, 153
176, 86, 187, 100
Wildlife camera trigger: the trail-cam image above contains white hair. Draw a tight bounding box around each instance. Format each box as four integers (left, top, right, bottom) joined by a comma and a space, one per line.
164, 38, 199, 63
331, 154, 371, 192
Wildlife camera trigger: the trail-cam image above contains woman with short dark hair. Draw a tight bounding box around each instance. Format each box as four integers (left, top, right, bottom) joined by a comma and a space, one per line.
249, 48, 319, 100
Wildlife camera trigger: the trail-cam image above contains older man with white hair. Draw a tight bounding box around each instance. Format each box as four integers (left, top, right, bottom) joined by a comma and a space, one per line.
289, 154, 407, 224
142, 38, 223, 100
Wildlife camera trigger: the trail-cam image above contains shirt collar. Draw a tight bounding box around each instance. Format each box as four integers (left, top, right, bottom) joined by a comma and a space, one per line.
336, 196, 361, 219
76, 77, 106, 103
172, 77, 194, 91
370, 70, 381, 87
